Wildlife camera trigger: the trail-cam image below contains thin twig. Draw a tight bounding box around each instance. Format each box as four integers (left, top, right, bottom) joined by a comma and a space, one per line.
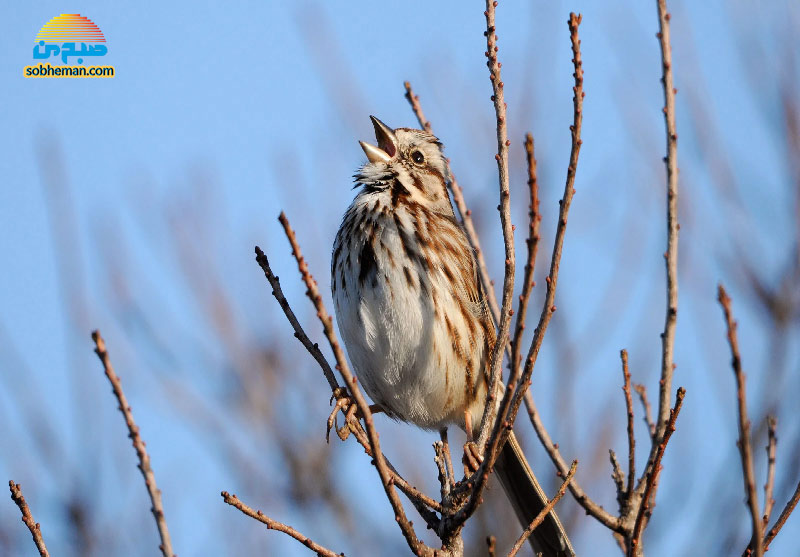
629, 387, 685, 557
511, 132, 541, 377
475, 0, 516, 452
509, 10, 583, 421
277, 213, 433, 556
621, 349, 636, 500
403, 81, 501, 325
762, 417, 777, 529
91, 331, 174, 557
524, 391, 623, 532
762, 479, 800, 552
508, 461, 578, 557
633, 383, 655, 439
255, 246, 442, 522
8, 481, 49, 557
649, 0, 680, 471
717, 285, 763, 557
254, 246, 340, 392
221, 491, 343, 557
609, 449, 626, 514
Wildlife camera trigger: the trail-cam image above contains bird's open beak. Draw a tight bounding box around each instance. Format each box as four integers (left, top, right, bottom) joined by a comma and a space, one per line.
359, 116, 397, 164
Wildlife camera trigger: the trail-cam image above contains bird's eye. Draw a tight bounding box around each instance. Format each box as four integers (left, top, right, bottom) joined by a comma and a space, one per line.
411, 150, 425, 164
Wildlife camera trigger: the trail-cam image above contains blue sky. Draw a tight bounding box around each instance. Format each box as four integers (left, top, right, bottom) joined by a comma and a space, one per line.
2, 1, 799, 555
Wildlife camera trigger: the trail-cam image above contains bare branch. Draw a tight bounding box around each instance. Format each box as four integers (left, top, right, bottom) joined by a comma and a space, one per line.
254, 246, 340, 392
403, 81, 501, 325
633, 384, 655, 439
8, 481, 49, 557
609, 450, 625, 513
508, 11, 584, 427
629, 387, 685, 557
511, 133, 541, 377
717, 285, 763, 557
221, 491, 343, 557
476, 0, 516, 451
651, 0, 680, 455
621, 349, 636, 500
277, 213, 433, 556
762, 416, 777, 529
762, 479, 800, 552
91, 331, 175, 557
508, 461, 578, 557
524, 391, 623, 532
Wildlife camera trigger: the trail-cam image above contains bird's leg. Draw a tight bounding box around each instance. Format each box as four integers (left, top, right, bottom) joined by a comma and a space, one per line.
326, 388, 384, 442
462, 410, 483, 475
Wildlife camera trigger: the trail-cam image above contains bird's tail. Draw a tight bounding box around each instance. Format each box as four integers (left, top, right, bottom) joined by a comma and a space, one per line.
493, 431, 575, 556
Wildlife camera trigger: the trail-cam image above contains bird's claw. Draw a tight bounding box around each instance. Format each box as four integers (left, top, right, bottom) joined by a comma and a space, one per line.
462, 441, 484, 476
326, 395, 357, 443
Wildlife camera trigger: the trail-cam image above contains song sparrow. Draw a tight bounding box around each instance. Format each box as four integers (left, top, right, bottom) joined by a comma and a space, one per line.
332, 116, 573, 556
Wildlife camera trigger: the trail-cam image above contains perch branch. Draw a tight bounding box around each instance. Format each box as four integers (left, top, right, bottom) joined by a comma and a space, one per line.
8, 481, 49, 557
277, 213, 433, 556
717, 285, 763, 557
221, 491, 342, 557
92, 330, 175, 557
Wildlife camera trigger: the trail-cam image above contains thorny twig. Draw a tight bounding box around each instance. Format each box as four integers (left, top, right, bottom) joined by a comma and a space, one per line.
8, 481, 49, 557
92, 331, 175, 557
628, 387, 686, 556
718, 285, 763, 557
221, 491, 342, 557
508, 461, 578, 557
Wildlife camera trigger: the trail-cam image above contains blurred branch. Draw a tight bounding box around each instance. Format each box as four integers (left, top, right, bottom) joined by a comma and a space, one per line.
221, 492, 342, 557
628, 387, 685, 556
632, 384, 655, 440
717, 285, 763, 557
507, 460, 577, 557
91, 331, 175, 557
8, 481, 49, 557
762, 479, 800, 552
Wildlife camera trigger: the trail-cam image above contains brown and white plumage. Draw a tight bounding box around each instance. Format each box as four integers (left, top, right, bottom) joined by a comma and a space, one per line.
332, 116, 573, 556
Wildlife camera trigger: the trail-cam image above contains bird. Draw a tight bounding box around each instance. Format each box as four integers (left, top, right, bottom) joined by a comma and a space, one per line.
331, 115, 574, 556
